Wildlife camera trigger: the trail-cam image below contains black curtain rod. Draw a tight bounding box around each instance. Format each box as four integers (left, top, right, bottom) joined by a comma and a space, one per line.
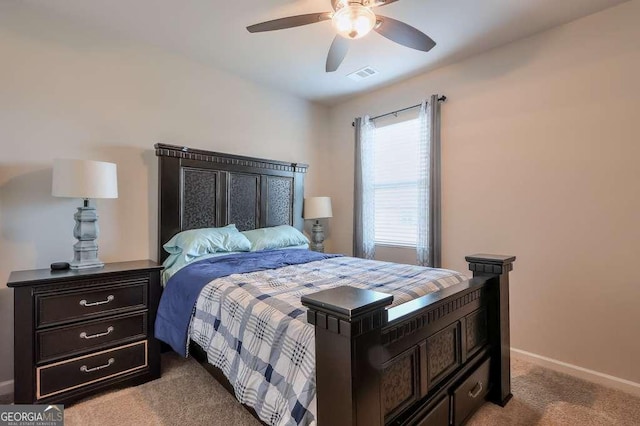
351, 95, 447, 127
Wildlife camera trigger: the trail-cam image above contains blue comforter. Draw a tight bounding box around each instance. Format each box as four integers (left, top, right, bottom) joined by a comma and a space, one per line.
155, 249, 341, 356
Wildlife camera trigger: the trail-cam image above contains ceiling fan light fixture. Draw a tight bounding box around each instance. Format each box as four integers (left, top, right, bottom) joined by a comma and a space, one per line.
247, 0, 436, 73
332, 4, 376, 39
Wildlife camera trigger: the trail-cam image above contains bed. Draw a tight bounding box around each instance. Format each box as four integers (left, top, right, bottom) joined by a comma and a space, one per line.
154, 143, 516, 426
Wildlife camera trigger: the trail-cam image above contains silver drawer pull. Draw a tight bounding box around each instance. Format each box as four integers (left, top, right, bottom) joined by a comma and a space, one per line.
80, 326, 114, 340
79, 295, 114, 307
468, 382, 483, 398
80, 358, 114, 373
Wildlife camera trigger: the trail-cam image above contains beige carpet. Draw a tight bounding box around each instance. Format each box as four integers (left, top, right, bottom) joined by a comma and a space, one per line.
65, 354, 640, 426
468, 358, 640, 426
65, 353, 258, 426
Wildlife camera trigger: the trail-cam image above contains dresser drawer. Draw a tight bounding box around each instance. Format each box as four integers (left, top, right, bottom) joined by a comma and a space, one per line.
37, 340, 148, 399
452, 358, 490, 426
36, 279, 148, 327
37, 312, 147, 363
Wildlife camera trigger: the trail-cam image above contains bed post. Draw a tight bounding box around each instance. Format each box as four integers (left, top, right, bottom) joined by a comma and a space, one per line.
301, 286, 393, 426
465, 254, 516, 407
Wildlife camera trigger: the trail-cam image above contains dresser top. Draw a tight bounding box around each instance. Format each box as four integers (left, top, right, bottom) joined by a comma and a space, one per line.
7, 260, 162, 287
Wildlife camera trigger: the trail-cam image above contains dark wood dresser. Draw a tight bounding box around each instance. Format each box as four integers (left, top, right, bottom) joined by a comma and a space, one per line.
7, 260, 163, 404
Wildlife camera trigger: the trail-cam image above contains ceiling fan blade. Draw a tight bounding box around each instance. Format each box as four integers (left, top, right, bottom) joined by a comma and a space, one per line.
326, 35, 350, 72
247, 12, 332, 33
374, 16, 436, 52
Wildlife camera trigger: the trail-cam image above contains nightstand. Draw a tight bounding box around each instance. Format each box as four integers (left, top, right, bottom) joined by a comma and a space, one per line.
7, 260, 163, 404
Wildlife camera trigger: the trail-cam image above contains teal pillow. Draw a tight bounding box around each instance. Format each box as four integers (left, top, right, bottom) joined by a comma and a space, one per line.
163, 224, 251, 257
242, 225, 309, 252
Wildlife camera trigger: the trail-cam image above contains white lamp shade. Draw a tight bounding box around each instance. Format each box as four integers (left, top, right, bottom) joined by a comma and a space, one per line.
52, 159, 118, 199
304, 197, 333, 220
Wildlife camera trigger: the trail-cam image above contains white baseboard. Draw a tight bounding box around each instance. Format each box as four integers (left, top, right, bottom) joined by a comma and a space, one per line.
511, 348, 640, 397
0, 380, 13, 402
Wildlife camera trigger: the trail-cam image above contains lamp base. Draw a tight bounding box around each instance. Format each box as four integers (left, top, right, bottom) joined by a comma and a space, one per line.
310, 221, 325, 253
70, 258, 104, 270
69, 203, 104, 270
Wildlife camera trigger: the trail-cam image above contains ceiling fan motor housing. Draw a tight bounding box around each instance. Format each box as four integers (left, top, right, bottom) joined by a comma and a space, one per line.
332, 4, 377, 39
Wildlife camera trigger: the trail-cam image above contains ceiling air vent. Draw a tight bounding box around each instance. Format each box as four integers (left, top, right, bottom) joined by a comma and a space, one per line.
347, 66, 379, 82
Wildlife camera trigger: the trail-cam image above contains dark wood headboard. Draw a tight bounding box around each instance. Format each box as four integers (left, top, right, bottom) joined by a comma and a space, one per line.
155, 143, 308, 263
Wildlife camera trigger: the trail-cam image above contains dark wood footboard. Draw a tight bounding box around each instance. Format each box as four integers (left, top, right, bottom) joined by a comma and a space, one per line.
301, 254, 515, 426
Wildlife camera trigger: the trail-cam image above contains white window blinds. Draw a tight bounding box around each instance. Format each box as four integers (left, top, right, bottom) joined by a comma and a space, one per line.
373, 117, 421, 247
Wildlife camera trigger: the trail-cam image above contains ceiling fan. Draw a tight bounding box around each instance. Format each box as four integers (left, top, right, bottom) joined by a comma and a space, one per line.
247, 0, 436, 73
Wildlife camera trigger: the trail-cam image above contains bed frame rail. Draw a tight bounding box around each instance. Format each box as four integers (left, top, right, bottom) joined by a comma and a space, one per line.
301, 254, 515, 426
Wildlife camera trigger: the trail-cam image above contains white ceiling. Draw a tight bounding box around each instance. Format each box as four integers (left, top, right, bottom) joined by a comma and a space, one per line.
15, 0, 629, 104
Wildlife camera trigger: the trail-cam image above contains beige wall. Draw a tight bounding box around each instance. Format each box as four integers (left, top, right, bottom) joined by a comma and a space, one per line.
0, 8, 328, 387
324, 1, 640, 383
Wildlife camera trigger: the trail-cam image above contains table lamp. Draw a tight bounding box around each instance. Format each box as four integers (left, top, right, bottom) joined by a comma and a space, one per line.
52, 159, 118, 269
303, 197, 333, 253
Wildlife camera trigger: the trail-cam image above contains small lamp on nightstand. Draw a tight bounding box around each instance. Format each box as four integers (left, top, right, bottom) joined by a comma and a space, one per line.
304, 197, 333, 253
52, 159, 118, 269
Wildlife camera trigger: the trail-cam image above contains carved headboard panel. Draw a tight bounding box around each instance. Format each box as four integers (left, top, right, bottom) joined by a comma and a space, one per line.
155, 143, 308, 263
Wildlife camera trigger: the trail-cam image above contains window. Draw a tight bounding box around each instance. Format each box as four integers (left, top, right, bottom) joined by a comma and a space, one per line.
373, 117, 421, 247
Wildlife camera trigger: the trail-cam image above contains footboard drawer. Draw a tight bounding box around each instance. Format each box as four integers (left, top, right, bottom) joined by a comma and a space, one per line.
36, 341, 148, 399
452, 358, 490, 425
414, 396, 449, 426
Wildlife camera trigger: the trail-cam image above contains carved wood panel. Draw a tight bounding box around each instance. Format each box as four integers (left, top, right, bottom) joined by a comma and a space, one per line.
228, 172, 260, 231
382, 348, 418, 418
427, 323, 460, 385
265, 176, 293, 227
465, 309, 487, 355
181, 168, 217, 230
